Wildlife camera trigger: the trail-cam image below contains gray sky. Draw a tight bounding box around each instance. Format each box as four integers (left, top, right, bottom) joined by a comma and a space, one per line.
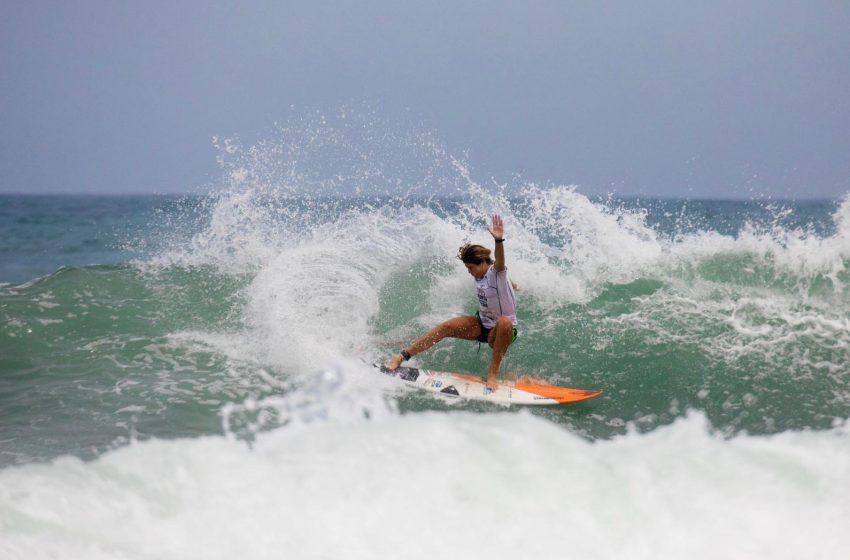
2, 1, 849, 198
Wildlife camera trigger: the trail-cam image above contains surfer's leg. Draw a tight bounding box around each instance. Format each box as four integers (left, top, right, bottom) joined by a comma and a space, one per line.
386, 316, 481, 369
485, 316, 515, 389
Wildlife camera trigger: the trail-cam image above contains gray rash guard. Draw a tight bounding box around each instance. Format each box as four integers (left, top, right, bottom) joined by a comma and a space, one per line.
474, 266, 517, 329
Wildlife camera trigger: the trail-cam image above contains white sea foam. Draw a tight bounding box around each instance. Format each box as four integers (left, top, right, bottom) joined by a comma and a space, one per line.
1, 411, 847, 560
239, 206, 451, 369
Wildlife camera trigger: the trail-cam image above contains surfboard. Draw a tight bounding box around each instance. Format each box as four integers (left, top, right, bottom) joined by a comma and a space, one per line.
375, 364, 602, 405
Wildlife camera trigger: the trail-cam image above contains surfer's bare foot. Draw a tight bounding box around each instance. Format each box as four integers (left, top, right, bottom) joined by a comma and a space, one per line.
485, 377, 499, 391
386, 354, 404, 370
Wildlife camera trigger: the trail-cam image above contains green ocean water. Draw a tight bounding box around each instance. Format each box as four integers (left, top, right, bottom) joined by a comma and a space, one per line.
2, 192, 848, 468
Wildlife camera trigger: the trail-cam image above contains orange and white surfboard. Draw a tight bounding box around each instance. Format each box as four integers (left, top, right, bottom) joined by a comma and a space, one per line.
376, 365, 602, 405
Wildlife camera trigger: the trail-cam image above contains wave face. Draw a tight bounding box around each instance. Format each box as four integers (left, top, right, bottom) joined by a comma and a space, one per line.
2, 114, 849, 557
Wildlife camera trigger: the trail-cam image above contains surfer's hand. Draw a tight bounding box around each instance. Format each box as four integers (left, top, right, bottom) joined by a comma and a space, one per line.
488, 214, 504, 240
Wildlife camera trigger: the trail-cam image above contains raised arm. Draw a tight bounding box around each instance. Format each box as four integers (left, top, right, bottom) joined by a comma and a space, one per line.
488, 214, 506, 272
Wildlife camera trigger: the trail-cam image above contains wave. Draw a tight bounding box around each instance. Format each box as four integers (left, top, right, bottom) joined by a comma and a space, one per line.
1, 411, 847, 560
3, 115, 850, 469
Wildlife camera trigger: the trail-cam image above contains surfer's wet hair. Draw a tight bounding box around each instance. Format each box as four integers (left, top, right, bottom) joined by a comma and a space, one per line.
457, 243, 493, 265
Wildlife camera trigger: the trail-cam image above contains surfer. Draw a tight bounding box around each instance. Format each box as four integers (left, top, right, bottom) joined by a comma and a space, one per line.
386, 214, 518, 391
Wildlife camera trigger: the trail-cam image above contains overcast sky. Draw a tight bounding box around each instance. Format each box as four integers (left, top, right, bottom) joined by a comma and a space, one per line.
2, 1, 848, 198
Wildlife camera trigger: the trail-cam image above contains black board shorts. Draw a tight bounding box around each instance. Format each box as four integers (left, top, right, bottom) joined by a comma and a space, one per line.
476, 312, 518, 344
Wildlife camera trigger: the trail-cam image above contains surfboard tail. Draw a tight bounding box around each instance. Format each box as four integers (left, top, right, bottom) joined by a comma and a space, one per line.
514, 382, 603, 404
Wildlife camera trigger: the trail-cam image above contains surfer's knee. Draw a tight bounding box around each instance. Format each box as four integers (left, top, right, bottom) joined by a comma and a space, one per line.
495, 316, 513, 332
488, 316, 515, 347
